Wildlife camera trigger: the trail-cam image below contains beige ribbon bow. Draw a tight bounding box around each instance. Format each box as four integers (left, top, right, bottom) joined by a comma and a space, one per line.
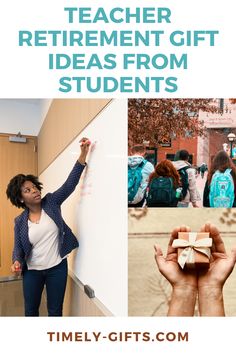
172, 232, 212, 269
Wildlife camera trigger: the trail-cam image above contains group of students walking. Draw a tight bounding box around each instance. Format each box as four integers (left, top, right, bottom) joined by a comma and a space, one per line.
128, 145, 236, 208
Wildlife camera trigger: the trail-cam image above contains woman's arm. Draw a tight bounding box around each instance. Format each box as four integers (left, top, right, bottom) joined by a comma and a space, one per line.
51, 162, 86, 205
198, 223, 236, 316
198, 286, 225, 316
11, 220, 25, 274
168, 285, 197, 316
78, 138, 90, 165
51, 138, 90, 205
154, 226, 198, 316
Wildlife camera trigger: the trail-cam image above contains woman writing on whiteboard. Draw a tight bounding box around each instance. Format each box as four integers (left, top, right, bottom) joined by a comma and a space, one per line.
6, 138, 90, 316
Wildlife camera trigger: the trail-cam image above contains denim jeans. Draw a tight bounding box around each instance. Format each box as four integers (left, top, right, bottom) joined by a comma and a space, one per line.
23, 258, 68, 316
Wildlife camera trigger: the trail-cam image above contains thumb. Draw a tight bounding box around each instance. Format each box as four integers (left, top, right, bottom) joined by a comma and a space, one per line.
154, 244, 165, 270
230, 246, 236, 265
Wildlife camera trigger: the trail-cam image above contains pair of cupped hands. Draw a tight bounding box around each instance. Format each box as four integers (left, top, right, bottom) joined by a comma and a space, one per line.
154, 223, 236, 292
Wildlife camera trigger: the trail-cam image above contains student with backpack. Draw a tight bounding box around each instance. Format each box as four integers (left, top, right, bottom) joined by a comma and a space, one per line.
172, 150, 200, 208
203, 150, 236, 207
146, 160, 181, 207
200, 163, 208, 179
128, 145, 154, 207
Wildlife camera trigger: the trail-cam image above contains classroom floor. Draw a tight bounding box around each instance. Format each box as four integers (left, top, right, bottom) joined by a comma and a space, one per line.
0, 278, 47, 316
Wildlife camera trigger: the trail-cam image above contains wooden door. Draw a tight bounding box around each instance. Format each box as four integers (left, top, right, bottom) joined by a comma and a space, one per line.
0, 134, 37, 276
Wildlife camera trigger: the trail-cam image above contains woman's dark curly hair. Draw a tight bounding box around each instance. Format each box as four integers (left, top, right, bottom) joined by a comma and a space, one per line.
6, 174, 43, 209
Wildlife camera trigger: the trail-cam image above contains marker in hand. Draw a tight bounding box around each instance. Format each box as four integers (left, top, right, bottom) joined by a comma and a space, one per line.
80, 137, 91, 146
78, 138, 91, 164
12, 261, 22, 275
15, 264, 21, 272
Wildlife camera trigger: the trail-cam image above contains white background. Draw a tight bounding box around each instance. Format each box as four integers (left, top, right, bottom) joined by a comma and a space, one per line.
0, 0, 235, 97
1, 0, 236, 352
0, 317, 235, 354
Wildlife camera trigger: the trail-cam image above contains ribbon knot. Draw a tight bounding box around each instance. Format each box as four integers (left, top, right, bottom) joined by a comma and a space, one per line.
172, 232, 212, 269
188, 243, 195, 248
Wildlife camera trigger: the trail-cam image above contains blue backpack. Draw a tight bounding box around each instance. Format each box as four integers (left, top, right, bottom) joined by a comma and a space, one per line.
209, 168, 234, 208
128, 160, 147, 203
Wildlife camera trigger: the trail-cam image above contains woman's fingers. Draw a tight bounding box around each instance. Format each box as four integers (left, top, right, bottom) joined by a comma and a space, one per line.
154, 244, 165, 270
229, 246, 236, 267
80, 137, 91, 146
11, 262, 22, 275
166, 225, 190, 256
200, 223, 226, 254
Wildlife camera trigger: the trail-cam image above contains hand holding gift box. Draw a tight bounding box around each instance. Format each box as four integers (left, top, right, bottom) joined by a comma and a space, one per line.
172, 232, 212, 269
154, 223, 236, 316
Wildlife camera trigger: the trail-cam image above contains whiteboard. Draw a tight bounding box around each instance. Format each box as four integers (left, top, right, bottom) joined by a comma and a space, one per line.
39, 99, 127, 316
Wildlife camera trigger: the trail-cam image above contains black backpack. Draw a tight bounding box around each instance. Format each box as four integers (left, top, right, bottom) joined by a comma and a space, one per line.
146, 176, 177, 207
178, 166, 190, 199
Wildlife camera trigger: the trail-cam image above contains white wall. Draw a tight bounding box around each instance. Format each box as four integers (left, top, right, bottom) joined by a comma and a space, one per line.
0, 99, 52, 136
39, 99, 52, 128
39, 99, 127, 316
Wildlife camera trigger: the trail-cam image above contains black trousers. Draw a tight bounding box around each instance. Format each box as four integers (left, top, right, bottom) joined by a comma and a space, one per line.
23, 259, 68, 316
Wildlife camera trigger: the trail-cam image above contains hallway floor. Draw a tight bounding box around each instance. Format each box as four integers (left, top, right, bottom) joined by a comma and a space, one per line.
0, 278, 47, 316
